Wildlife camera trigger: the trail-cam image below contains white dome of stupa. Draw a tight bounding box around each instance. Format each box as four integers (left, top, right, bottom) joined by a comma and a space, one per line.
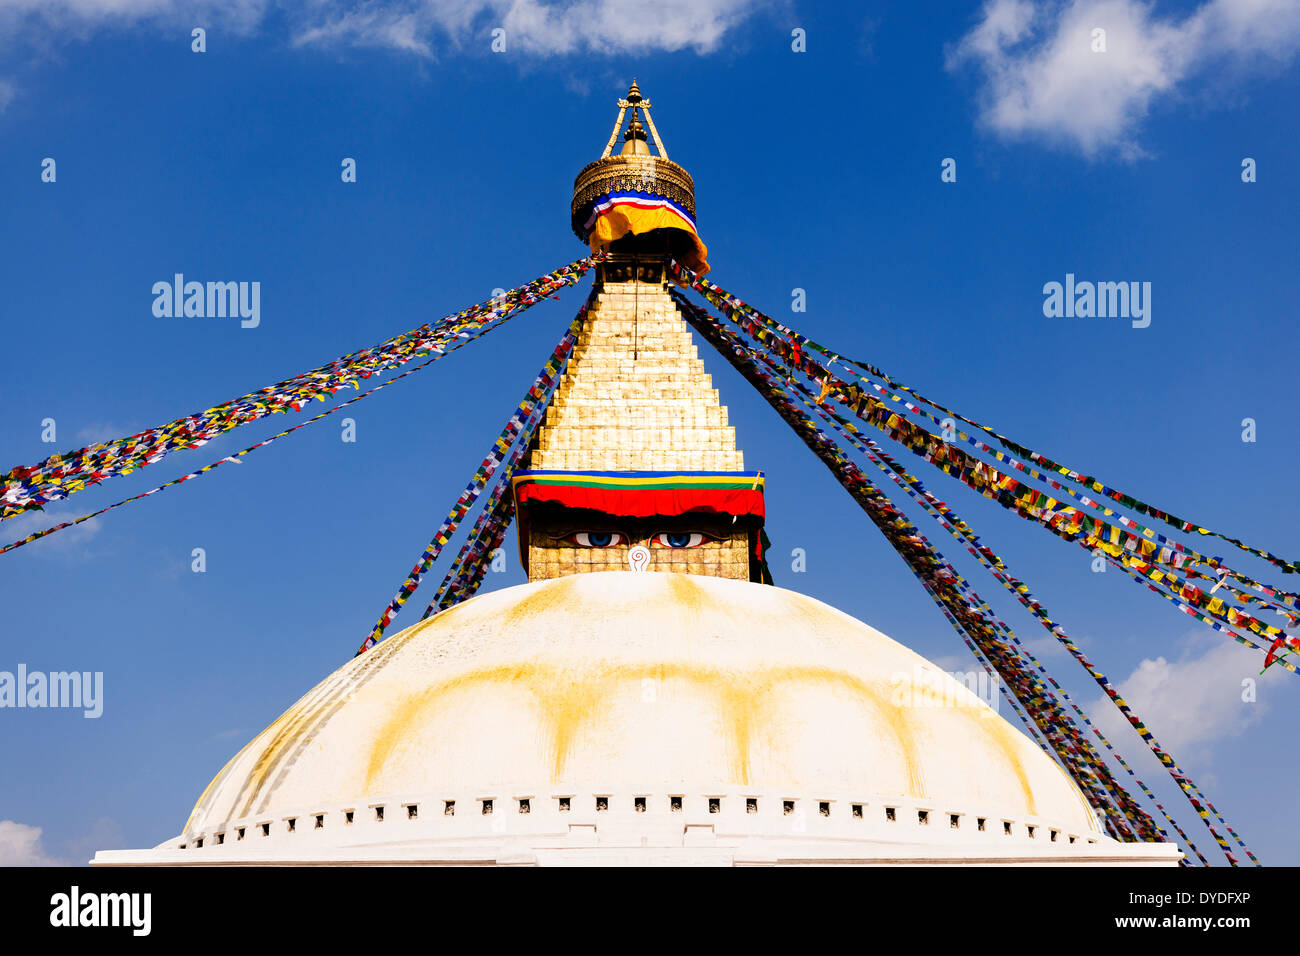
94, 572, 1179, 865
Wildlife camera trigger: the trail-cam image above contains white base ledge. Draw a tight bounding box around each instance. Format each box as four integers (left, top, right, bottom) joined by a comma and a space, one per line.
93, 835, 1182, 867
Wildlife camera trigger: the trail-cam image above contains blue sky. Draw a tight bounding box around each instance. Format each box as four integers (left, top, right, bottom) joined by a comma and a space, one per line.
1, 0, 1297, 865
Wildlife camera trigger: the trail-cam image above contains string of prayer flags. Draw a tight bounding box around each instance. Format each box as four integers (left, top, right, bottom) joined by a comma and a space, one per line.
672, 258, 1300, 616
671, 258, 1300, 579
719, 309, 1248, 865
675, 291, 1165, 845
424, 484, 517, 617
0, 330, 492, 557
2, 256, 600, 523
678, 287, 1259, 864
674, 269, 1298, 672
678, 291, 1166, 844
355, 303, 589, 655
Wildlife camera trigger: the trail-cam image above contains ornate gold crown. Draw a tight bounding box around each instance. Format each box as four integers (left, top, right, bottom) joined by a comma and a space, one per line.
570, 80, 697, 242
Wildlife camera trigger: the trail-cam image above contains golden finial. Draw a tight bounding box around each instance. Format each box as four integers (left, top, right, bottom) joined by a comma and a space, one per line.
621, 116, 649, 155
572, 79, 698, 247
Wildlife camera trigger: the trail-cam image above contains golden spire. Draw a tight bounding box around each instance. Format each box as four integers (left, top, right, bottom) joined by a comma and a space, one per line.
572, 81, 697, 244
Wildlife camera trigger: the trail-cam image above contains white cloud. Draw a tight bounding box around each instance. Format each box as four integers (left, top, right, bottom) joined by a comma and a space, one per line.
495, 0, 758, 56
0, 820, 65, 866
1088, 630, 1278, 765
293, 8, 440, 56
0, 0, 268, 41
288, 0, 766, 57
0, 78, 15, 112
949, 0, 1300, 158
0, 0, 766, 59
74, 422, 132, 445
0, 817, 124, 865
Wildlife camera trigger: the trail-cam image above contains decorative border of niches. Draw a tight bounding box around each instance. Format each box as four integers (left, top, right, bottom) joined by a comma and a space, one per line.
175, 789, 1102, 852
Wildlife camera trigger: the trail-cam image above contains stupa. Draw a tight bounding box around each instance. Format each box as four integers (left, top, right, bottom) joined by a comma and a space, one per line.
93, 83, 1180, 866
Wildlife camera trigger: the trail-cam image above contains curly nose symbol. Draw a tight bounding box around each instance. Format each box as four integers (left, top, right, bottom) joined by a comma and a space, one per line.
628, 544, 651, 572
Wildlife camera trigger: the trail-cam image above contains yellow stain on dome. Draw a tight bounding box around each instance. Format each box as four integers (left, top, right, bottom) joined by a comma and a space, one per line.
896, 675, 1034, 814
985, 711, 1038, 817
499, 574, 582, 629
361, 658, 934, 796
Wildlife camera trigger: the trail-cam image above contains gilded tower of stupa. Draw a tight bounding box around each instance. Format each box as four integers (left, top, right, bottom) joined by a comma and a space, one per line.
513, 80, 768, 585
95, 83, 1180, 867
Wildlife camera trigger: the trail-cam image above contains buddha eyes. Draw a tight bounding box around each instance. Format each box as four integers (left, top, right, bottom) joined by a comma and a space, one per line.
561, 531, 711, 549
566, 532, 625, 548
651, 532, 707, 549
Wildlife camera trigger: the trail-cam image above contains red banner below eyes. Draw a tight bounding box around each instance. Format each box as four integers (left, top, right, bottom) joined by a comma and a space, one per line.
514, 482, 765, 520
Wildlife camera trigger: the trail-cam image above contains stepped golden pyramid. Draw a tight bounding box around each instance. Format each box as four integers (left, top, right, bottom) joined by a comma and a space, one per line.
94, 83, 1179, 866
530, 282, 743, 474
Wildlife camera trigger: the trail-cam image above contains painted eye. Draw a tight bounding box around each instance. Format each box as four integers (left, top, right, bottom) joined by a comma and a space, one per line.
651, 532, 707, 549
566, 532, 624, 548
